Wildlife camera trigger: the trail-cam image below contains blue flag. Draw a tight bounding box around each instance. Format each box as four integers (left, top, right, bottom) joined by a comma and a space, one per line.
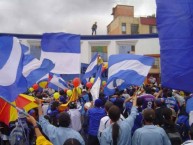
0, 36, 27, 102
186, 95, 193, 114
104, 54, 154, 95
82, 53, 98, 83
41, 33, 81, 74
0, 36, 55, 102
156, 0, 193, 92
48, 74, 68, 91
23, 53, 55, 88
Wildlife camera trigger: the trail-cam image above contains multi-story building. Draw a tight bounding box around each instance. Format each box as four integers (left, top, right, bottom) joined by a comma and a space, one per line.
107, 5, 159, 82
107, 5, 157, 35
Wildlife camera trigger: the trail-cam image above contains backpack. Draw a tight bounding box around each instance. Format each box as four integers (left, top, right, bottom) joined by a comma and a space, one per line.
9, 123, 27, 145
166, 131, 182, 145
162, 124, 182, 145
9, 118, 29, 145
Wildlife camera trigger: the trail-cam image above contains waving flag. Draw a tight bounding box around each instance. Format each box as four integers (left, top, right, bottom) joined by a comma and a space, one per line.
41, 33, 80, 74
156, 0, 193, 92
104, 54, 154, 95
90, 65, 102, 101
0, 36, 27, 102
82, 53, 98, 83
48, 74, 68, 91
186, 96, 193, 114
23, 54, 55, 87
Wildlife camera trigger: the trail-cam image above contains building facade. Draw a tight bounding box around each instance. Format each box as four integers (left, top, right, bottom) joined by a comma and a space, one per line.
107, 5, 157, 35
0, 33, 160, 82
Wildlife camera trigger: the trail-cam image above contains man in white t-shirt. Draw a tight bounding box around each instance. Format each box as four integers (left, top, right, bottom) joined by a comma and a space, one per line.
68, 102, 82, 132
98, 101, 125, 137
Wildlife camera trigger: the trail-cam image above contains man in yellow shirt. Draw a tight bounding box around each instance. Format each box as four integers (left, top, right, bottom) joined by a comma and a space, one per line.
27, 115, 53, 145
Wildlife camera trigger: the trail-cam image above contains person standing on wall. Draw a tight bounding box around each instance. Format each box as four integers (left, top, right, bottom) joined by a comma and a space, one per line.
92, 22, 97, 35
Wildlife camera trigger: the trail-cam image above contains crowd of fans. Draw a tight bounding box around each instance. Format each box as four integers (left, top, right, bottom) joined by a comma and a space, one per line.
0, 81, 193, 145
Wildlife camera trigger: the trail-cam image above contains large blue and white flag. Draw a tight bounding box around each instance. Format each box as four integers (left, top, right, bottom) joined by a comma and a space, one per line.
82, 53, 98, 83
0, 36, 27, 102
156, 0, 193, 92
48, 74, 68, 91
23, 54, 55, 87
41, 33, 81, 74
104, 54, 154, 95
90, 65, 102, 101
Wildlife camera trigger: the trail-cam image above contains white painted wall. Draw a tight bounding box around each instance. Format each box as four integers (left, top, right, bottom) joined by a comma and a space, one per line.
135, 38, 160, 55
80, 37, 160, 63
22, 37, 160, 64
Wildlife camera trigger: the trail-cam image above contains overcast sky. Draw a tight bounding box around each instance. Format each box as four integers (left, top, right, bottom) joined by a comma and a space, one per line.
0, 0, 156, 35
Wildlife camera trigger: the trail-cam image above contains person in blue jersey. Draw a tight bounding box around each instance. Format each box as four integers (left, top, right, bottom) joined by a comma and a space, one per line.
110, 89, 125, 114
47, 101, 60, 127
165, 89, 179, 112
87, 99, 106, 145
99, 91, 138, 145
132, 108, 171, 145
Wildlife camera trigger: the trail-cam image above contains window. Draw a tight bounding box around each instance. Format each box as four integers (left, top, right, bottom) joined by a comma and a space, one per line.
119, 45, 131, 54
152, 57, 160, 68
131, 24, 139, 34
29, 45, 41, 59
131, 45, 135, 52
149, 25, 157, 34
122, 23, 126, 34
91, 46, 108, 62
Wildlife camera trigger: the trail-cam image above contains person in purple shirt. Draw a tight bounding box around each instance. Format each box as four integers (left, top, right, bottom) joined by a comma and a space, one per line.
138, 86, 155, 110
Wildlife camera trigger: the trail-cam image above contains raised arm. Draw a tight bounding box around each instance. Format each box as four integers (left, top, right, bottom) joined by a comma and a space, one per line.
125, 92, 138, 125
27, 115, 53, 145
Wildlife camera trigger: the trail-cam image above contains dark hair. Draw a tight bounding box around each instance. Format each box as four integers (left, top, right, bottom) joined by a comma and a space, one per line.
162, 108, 174, 127
166, 90, 173, 97
108, 106, 120, 145
162, 108, 172, 120
114, 88, 123, 96
68, 102, 77, 109
143, 85, 152, 94
184, 91, 191, 96
59, 90, 66, 96
104, 101, 114, 112
51, 101, 59, 111
44, 115, 51, 123
137, 97, 143, 106
63, 138, 81, 145
189, 124, 193, 139
143, 108, 155, 123
59, 112, 71, 127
